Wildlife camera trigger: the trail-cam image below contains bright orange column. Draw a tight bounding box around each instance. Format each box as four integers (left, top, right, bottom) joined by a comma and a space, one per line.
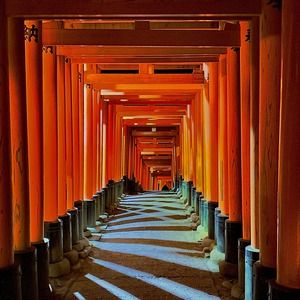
8, 18, 30, 250
227, 47, 242, 222
65, 59, 74, 208
0, 7, 14, 269
275, 0, 300, 291
218, 54, 229, 215
71, 63, 80, 200
43, 47, 58, 222
25, 20, 44, 243
240, 21, 251, 241
208, 62, 219, 203
250, 17, 260, 248
57, 55, 67, 215
78, 64, 84, 199
92, 88, 98, 191
83, 83, 93, 198
258, 2, 281, 270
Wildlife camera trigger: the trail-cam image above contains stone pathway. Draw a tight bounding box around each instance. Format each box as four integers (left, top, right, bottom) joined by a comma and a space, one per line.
52, 192, 235, 300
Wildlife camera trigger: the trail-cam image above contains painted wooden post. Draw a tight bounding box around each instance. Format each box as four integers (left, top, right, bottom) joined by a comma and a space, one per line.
0, 10, 21, 299
57, 55, 67, 215
254, 2, 281, 298
225, 47, 242, 264
269, 1, 300, 298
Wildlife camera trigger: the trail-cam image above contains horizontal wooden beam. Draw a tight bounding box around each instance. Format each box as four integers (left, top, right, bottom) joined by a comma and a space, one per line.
57, 46, 227, 56
43, 28, 240, 47
6, 0, 261, 18
85, 73, 203, 85
132, 131, 177, 137
71, 55, 219, 64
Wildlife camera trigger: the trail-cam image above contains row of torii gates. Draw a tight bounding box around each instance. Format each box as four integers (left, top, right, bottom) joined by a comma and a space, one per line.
0, 1, 300, 300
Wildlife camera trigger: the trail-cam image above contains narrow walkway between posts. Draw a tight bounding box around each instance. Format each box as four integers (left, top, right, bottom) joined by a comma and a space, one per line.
52, 192, 234, 300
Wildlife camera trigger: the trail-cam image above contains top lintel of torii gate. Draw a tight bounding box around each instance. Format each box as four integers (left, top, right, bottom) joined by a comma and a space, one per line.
6, 0, 261, 18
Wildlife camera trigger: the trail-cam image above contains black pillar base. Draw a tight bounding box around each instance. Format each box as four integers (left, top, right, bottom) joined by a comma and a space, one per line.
216, 213, 229, 253
0, 263, 21, 300
269, 280, 300, 300
245, 245, 260, 300
85, 199, 96, 227
253, 261, 276, 300
200, 198, 208, 231
14, 246, 38, 300
58, 213, 72, 253
67, 208, 79, 245
44, 219, 63, 263
225, 220, 242, 264
238, 238, 251, 289
32, 239, 52, 300
74, 200, 84, 239
207, 201, 218, 240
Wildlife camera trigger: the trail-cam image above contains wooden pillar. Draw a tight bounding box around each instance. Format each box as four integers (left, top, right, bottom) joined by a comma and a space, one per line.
208, 62, 219, 202
8, 17, 30, 251
218, 54, 229, 215
250, 17, 260, 248
83, 83, 93, 198
227, 47, 242, 222
57, 56, 67, 215
257, 0, 281, 277
78, 64, 84, 199
65, 59, 73, 208
43, 47, 58, 221
25, 20, 44, 243
224, 47, 242, 264
92, 89, 97, 192
71, 63, 80, 200
0, 12, 22, 300
270, 0, 300, 295
240, 22, 251, 242
0, 6, 14, 270
245, 17, 260, 300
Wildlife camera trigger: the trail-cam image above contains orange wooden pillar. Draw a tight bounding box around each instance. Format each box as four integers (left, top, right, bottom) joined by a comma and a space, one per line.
0, 13, 21, 299
78, 64, 84, 199
234, 21, 251, 294
8, 18, 38, 300
92, 89, 97, 192
71, 63, 80, 201
24, 20, 44, 244
245, 17, 260, 300
225, 47, 242, 265
57, 56, 67, 216
102, 102, 108, 187
207, 62, 219, 239
83, 83, 93, 198
216, 54, 229, 253
253, 2, 281, 297
25, 21, 52, 298
269, 1, 300, 297
65, 59, 74, 208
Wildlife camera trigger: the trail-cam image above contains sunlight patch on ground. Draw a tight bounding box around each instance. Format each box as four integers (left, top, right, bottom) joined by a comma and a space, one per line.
92, 258, 221, 300
85, 273, 140, 300
91, 241, 220, 272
